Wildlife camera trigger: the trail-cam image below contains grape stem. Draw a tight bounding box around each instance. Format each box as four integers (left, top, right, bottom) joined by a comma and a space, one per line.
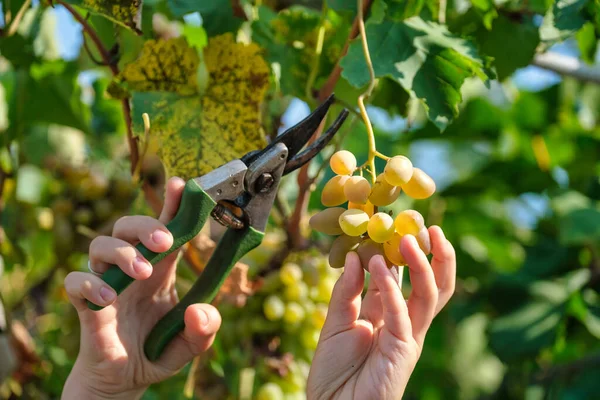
306, 3, 328, 102
356, 0, 378, 184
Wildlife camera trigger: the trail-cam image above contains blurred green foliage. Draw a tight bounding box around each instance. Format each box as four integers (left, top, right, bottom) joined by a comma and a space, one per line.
1, 0, 600, 399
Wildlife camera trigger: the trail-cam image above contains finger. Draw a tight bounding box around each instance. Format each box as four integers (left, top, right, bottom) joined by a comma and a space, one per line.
359, 266, 384, 327
64, 271, 117, 313
112, 216, 173, 253
429, 226, 456, 314
157, 304, 222, 371
369, 256, 412, 342
89, 236, 153, 280
321, 252, 364, 338
159, 177, 186, 224
401, 235, 438, 347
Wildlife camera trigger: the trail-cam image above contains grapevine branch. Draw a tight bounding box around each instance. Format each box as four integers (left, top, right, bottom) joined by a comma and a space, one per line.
532, 351, 600, 384
4, 0, 31, 37
532, 52, 600, 84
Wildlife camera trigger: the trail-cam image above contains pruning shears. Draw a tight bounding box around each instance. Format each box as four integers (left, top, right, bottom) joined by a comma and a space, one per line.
86, 94, 349, 361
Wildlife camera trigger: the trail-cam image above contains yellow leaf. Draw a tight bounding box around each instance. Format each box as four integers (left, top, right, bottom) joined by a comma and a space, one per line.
131, 34, 270, 180
66, 0, 142, 33
117, 37, 200, 96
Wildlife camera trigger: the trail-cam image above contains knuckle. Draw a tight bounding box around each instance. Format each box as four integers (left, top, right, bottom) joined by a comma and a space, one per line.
114, 245, 138, 266
113, 216, 132, 234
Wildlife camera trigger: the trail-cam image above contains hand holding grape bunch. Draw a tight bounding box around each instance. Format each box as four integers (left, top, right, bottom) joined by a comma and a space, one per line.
307, 150, 456, 399
310, 150, 436, 270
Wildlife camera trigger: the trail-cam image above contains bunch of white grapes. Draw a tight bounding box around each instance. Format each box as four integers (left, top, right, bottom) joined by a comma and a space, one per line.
309, 150, 436, 270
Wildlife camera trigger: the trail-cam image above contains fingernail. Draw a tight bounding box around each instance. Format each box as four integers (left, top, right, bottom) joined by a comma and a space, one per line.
133, 256, 152, 275
197, 309, 209, 326
100, 287, 116, 302
152, 230, 170, 245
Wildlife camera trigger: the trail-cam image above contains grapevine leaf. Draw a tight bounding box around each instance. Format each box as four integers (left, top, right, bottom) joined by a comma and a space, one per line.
111, 37, 200, 96
7, 62, 90, 135
386, 0, 425, 21
470, 0, 498, 29
576, 22, 598, 64
340, 17, 492, 131
167, 0, 243, 36
559, 208, 600, 245
475, 15, 540, 81
64, 0, 142, 34
540, 0, 587, 44
252, 6, 349, 100
131, 34, 269, 180
326, 0, 357, 13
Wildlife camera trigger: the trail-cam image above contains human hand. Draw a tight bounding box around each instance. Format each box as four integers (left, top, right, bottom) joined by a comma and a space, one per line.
307, 226, 456, 399
62, 177, 221, 400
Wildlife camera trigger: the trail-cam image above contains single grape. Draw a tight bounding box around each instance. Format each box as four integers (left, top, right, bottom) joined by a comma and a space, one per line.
416, 226, 432, 255
321, 175, 349, 206
283, 302, 305, 324
73, 207, 93, 225
311, 304, 328, 329
349, 201, 375, 217
36, 208, 54, 230
315, 276, 336, 303
356, 239, 390, 271
328, 234, 362, 268
383, 234, 406, 266
367, 212, 395, 243
300, 327, 320, 350
369, 173, 401, 206
280, 263, 303, 286
339, 209, 369, 236
284, 281, 309, 301
309, 207, 345, 235
343, 176, 371, 204
401, 167, 436, 199
394, 209, 425, 236
263, 295, 285, 321
383, 155, 413, 186
330, 150, 356, 175
256, 382, 284, 400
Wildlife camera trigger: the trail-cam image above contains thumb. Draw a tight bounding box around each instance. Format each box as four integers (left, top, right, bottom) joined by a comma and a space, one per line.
155, 304, 222, 371
320, 252, 364, 339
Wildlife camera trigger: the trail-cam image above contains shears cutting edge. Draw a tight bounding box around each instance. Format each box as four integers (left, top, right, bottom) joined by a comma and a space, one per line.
86, 94, 349, 361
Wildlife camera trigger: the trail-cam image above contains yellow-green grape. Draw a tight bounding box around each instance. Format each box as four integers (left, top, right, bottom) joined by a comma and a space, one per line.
383, 155, 413, 186
416, 226, 432, 255
367, 212, 395, 243
256, 382, 284, 400
73, 207, 93, 225
401, 167, 436, 199
330, 150, 356, 175
383, 234, 406, 266
280, 263, 303, 286
315, 276, 336, 303
394, 209, 425, 236
339, 209, 369, 236
309, 207, 345, 235
328, 234, 362, 268
36, 208, 54, 230
263, 295, 285, 321
93, 198, 114, 220
311, 304, 328, 328
349, 200, 375, 217
369, 173, 401, 206
284, 281, 309, 301
301, 327, 320, 350
343, 176, 371, 204
356, 239, 391, 271
321, 175, 350, 206
283, 302, 305, 324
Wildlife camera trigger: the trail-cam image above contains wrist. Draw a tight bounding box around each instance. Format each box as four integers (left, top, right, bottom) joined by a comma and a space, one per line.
62, 362, 146, 400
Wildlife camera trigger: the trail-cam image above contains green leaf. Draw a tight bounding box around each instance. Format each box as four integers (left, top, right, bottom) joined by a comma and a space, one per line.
475, 15, 540, 81
326, 0, 356, 13
386, 0, 425, 21
64, 0, 142, 34
8, 62, 90, 136
540, 0, 587, 44
576, 22, 598, 64
167, 0, 243, 36
340, 17, 492, 131
559, 208, 600, 245
371, 78, 410, 116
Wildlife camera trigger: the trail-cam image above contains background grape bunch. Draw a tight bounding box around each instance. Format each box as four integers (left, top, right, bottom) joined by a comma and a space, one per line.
310, 150, 436, 271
